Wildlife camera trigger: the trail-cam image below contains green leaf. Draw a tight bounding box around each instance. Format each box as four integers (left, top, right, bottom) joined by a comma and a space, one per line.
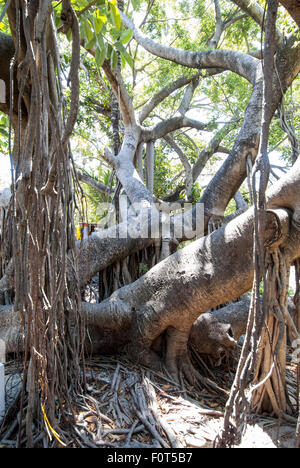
94, 9, 107, 33
95, 46, 106, 68
94, 17, 103, 34
96, 9, 107, 24
66, 28, 72, 42
84, 20, 94, 41
109, 27, 121, 41
120, 28, 133, 44
115, 41, 133, 68
120, 54, 126, 69
85, 35, 97, 50
110, 48, 118, 70
0, 128, 8, 138
106, 43, 113, 60
96, 33, 105, 50
110, 4, 121, 30
131, 0, 138, 10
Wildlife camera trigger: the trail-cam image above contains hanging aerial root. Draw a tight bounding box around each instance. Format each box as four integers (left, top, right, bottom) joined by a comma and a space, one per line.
3, 0, 84, 448
251, 247, 293, 416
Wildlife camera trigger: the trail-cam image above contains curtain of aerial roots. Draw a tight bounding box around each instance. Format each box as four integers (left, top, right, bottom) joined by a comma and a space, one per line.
11, 2, 83, 447
215, 247, 291, 448
251, 248, 290, 415
294, 260, 300, 448
97, 244, 162, 302
242, 0, 290, 422
215, 0, 286, 448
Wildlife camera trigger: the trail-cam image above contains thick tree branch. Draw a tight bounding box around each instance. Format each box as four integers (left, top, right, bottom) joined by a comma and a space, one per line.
234, 191, 249, 211
139, 76, 191, 121
120, 12, 259, 84
141, 116, 209, 142
138, 73, 200, 124
199, 76, 263, 222
145, 140, 154, 196
102, 60, 136, 128
81, 207, 291, 363
77, 170, 114, 195
198, 34, 300, 228
2, 153, 300, 362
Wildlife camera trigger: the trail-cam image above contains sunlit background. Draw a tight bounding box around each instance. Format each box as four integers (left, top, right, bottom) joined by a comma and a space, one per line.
0, 154, 10, 188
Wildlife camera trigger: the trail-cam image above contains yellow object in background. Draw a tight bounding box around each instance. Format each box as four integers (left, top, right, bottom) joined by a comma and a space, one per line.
76, 223, 97, 240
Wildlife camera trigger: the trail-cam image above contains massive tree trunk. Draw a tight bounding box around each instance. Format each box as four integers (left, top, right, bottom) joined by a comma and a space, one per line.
1, 197, 297, 378
3, 141, 300, 364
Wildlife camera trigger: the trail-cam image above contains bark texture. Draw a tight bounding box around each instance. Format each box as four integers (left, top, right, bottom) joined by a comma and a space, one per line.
279, 0, 300, 26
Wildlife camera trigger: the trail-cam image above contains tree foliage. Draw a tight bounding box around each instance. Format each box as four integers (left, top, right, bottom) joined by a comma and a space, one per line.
43, 0, 299, 210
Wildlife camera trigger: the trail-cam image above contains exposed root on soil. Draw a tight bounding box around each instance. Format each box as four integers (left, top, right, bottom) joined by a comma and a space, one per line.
0, 354, 228, 448
0, 348, 298, 448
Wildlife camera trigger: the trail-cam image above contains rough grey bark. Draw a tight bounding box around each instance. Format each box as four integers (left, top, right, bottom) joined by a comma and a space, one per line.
77, 222, 156, 288
2, 147, 300, 374
200, 78, 263, 220
69, 149, 300, 290
137, 142, 144, 182
119, 13, 300, 233
58, 155, 300, 371
120, 11, 259, 84
190, 296, 297, 357
1, 13, 299, 253
0, 205, 293, 374
145, 141, 154, 196
77, 170, 114, 195
190, 299, 251, 358
1, 31, 298, 305
2, 293, 297, 359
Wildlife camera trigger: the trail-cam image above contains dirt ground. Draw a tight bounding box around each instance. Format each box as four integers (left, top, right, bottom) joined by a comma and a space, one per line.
0, 350, 298, 448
